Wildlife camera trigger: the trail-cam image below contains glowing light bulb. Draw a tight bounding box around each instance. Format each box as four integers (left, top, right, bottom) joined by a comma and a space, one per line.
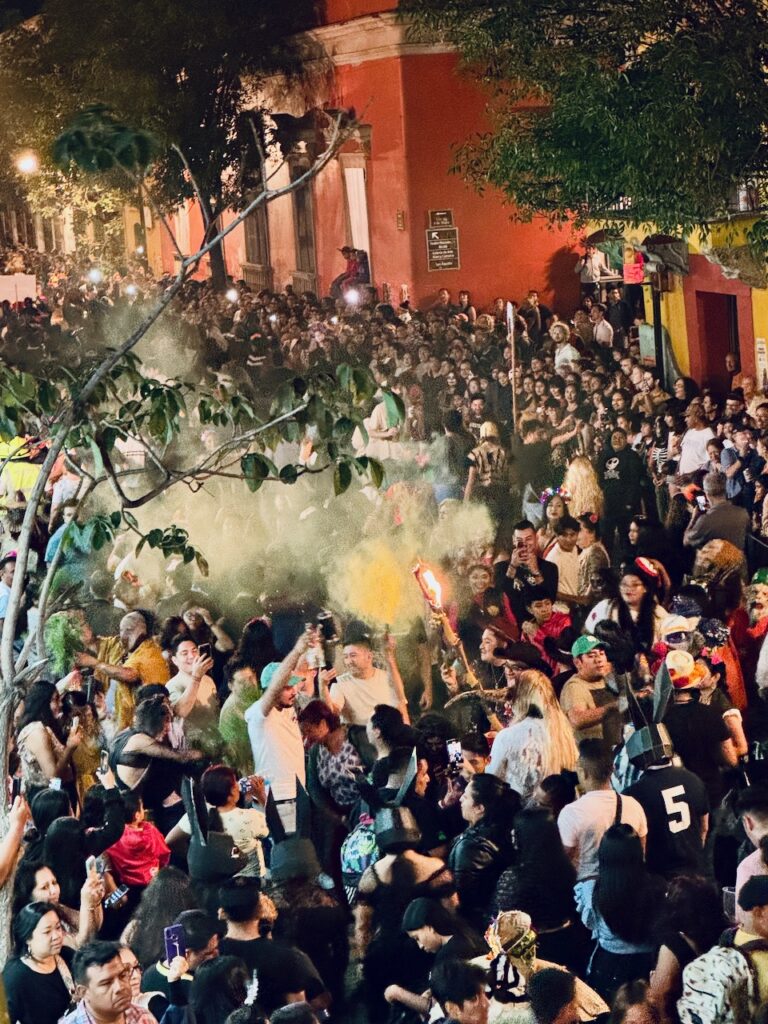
226, 288, 239, 303
346, 288, 360, 306
87, 268, 103, 284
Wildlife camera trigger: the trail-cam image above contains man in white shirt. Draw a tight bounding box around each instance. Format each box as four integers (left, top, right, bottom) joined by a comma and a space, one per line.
589, 304, 614, 348
677, 403, 715, 476
166, 637, 218, 748
574, 244, 611, 294
545, 515, 580, 604
245, 629, 311, 833
558, 738, 647, 879
323, 621, 408, 726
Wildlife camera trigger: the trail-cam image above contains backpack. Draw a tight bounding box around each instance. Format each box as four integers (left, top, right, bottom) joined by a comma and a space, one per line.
340, 812, 378, 903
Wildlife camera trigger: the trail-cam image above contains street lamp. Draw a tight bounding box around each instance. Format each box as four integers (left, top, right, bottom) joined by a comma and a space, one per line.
15, 152, 39, 175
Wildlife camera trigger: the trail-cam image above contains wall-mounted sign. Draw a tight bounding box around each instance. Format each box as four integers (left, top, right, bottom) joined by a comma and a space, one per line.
428, 209, 454, 228
756, 337, 768, 387
426, 228, 460, 272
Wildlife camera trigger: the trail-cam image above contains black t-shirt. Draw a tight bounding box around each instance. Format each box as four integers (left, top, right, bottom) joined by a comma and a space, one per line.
626, 764, 709, 877
219, 936, 324, 1013
663, 701, 730, 805
3, 947, 74, 1024
494, 558, 558, 624
141, 960, 192, 1008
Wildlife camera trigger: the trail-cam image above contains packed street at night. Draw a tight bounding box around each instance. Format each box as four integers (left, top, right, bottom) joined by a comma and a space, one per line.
1, 2, 768, 1024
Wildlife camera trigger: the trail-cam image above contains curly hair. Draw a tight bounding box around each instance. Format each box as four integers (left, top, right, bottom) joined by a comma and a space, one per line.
563, 455, 604, 519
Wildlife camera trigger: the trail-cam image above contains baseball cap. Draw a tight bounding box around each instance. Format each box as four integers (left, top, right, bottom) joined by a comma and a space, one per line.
174, 910, 225, 952
571, 635, 605, 658
260, 661, 301, 689
738, 875, 768, 911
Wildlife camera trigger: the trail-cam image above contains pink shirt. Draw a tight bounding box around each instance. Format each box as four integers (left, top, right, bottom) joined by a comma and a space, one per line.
735, 847, 768, 928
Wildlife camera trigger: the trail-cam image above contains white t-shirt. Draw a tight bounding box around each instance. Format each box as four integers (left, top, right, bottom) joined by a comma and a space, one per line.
176, 805, 269, 873
245, 697, 305, 801
329, 667, 400, 726
678, 426, 715, 475
166, 673, 219, 739
554, 343, 581, 370
558, 789, 648, 879
545, 544, 580, 597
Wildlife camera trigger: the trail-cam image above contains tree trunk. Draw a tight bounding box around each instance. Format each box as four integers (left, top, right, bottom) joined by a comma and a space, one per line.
200, 195, 228, 292
0, 689, 16, 962
208, 237, 227, 291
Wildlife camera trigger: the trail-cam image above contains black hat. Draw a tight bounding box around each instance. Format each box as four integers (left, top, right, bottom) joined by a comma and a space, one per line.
182, 777, 248, 882
174, 910, 225, 952
374, 806, 421, 854
738, 875, 768, 911
270, 837, 321, 883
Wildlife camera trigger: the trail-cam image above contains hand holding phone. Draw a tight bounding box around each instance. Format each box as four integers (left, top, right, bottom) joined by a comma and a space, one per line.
446, 739, 463, 777
198, 642, 212, 659
164, 924, 187, 963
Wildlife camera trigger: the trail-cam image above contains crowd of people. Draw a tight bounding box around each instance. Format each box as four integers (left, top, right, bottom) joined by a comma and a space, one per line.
2, 240, 768, 1024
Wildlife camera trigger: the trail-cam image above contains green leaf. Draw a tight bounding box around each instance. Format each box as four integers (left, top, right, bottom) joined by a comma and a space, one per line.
382, 390, 405, 425
89, 438, 104, 478
279, 464, 299, 484
334, 460, 352, 496
337, 363, 352, 391
333, 417, 356, 440
352, 367, 373, 401
368, 458, 385, 488
195, 552, 210, 577
109, 511, 122, 528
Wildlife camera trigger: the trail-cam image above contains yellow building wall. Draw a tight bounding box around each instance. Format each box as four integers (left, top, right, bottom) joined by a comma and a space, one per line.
659, 278, 691, 376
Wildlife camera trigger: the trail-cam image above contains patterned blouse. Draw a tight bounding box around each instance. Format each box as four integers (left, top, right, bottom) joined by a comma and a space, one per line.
316, 737, 363, 809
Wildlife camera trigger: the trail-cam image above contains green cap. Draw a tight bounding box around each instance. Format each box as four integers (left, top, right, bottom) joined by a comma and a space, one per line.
753, 568, 768, 587
571, 635, 605, 658
260, 662, 301, 689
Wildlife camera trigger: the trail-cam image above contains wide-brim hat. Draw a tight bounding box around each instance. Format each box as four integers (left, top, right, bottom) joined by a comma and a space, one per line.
270, 837, 321, 883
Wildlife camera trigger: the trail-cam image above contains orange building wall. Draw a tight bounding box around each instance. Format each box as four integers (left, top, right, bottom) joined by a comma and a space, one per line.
322, 0, 397, 25
398, 53, 580, 312
320, 58, 415, 300
313, 49, 581, 312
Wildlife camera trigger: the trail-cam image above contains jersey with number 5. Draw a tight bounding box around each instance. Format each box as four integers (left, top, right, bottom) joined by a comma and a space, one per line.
626, 764, 709, 878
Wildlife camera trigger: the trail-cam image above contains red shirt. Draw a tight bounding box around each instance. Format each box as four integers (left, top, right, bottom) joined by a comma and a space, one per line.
530, 611, 572, 672
106, 821, 171, 886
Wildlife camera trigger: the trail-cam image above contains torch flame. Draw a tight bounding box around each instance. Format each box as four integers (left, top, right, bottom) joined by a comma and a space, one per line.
421, 569, 442, 608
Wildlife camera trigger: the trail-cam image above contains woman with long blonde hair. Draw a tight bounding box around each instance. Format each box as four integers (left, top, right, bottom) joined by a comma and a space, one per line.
487, 670, 578, 799
563, 455, 604, 519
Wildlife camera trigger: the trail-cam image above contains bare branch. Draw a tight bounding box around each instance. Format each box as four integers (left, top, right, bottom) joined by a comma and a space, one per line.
180, 112, 348, 271
172, 144, 211, 230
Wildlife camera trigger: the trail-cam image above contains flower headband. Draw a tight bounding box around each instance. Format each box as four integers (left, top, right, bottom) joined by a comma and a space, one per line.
539, 485, 571, 506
